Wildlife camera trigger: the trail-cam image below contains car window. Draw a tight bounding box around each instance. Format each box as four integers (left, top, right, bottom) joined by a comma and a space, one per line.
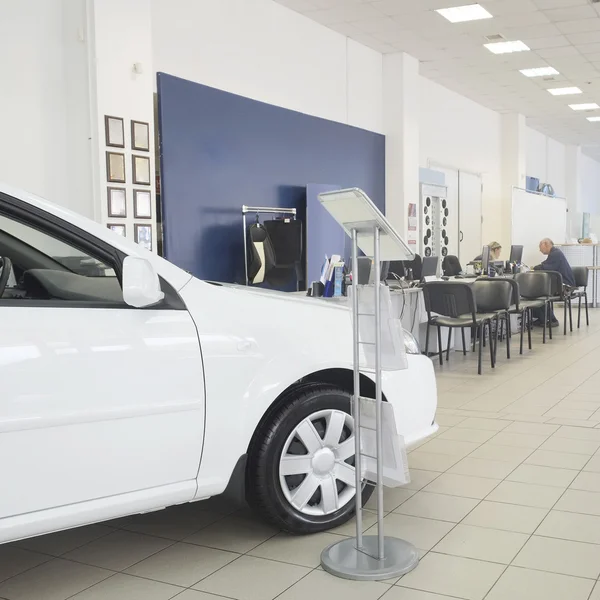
0, 213, 124, 305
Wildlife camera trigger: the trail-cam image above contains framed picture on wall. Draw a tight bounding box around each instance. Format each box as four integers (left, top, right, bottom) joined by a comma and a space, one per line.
131, 120, 150, 151
106, 152, 126, 183
133, 189, 152, 218
107, 187, 127, 218
132, 155, 151, 185
107, 223, 126, 237
135, 224, 152, 251
104, 115, 125, 148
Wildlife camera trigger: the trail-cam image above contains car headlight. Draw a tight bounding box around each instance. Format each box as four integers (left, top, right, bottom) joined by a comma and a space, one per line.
403, 329, 421, 355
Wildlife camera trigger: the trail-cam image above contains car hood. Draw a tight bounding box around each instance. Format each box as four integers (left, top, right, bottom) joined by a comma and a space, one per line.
204, 281, 349, 311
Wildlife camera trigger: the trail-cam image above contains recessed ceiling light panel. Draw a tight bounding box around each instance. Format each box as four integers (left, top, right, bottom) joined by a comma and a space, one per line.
548, 87, 582, 96
570, 103, 600, 111
436, 4, 493, 23
484, 40, 530, 54
520, 67, 560, 78
587, 117, 600, 122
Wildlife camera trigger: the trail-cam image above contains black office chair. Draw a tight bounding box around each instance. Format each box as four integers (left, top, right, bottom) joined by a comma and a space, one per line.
504, 277, 529, 355
545, 271, 570, 336
571, 267, 590, 328
442, 255, 462, 277
404, 254, 423, 281
473, 279, 513, 362
516, 272, 552, 344
423, 282, 496, 375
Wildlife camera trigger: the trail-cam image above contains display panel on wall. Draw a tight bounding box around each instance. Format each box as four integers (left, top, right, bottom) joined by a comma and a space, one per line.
132, 155, 151, 185
156, 73, 385, 284
106, 152, 126, 183
107, 187, 127, 218
131, 120, 150, 151
107, 224, 126, 236
135, 224, 152, 250
134, 190, 152, 218
105, 116, 125, 148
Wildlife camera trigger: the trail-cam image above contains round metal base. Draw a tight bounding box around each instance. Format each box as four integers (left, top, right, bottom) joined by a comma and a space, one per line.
321, 535, 419, 581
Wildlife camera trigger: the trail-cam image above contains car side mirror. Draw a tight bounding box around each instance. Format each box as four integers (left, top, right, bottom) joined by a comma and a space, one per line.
122, 256, 165, 308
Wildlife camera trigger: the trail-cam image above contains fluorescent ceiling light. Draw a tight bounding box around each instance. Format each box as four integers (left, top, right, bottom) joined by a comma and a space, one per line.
547, 87, 582, 96
587, 117, 600, 122
569, 103, 600, 111
520, 67, 559, 78
484, 40, 530, 54
436, 4, 493, 23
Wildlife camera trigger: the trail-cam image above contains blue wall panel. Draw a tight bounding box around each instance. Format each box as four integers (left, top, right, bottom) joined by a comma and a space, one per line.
157, 73, 385, 283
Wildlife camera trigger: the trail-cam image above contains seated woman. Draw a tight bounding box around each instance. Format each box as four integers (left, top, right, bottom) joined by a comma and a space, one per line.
473, 241, 502, 263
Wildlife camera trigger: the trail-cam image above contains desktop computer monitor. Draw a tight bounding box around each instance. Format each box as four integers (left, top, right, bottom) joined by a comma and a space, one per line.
350, 258, 390, 284
509, 245, 523, 264
481, 245, 490, 275
421, 256, 439, 280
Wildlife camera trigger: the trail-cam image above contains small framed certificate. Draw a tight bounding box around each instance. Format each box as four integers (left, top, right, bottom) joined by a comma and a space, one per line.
106, 152, 126, 183
131, 120, 150, 151
134, 189, 152, 218
132, 155, 151, 185
134, 224, 153, 251
105, 115, 125, 148
107, 224, 126, 237
107, 187, 127, 218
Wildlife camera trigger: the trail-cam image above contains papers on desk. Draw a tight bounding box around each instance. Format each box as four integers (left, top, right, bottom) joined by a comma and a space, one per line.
320, 254, 344, 297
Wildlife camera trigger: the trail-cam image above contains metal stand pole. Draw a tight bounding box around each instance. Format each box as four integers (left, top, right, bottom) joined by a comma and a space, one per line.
351, 228, 363, 550
243, 212, 249, 286
320, 225, 419, 580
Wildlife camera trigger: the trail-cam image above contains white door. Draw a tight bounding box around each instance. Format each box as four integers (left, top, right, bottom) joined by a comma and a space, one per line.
430, 165, 459, 258
0, 207, 205, 520
458, 171, 483, 263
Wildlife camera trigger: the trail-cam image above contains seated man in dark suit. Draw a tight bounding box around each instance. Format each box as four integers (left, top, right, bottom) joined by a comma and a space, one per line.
531, 238, 575, 325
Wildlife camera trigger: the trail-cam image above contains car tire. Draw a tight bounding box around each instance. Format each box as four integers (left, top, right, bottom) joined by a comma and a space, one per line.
246, 384, 374, 534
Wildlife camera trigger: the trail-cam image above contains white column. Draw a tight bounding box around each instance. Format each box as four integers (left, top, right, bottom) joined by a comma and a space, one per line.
86, 0, 157, 248
382, 53, 420, 237
500, 113, 527, 248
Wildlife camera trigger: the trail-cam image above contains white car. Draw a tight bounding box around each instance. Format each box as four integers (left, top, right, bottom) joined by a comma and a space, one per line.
0, 182, 438, 544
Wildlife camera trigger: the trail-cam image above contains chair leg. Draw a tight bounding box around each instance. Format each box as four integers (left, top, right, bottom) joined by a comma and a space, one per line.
489, 320, 495, 368
549, 302, 553, 340
527, 309, 532, 350
461, 328, 466, 356
543, 304, 547, 344
446, 327, 452, 361
494, 315, 500, 363
506, 314, 511, 359
569, 297, 573, 332
478, 323, 483, 375
437, 326, 443, 366
578, 295, 582, 329
425, 322, 430, 355
586, 291, 590, 326
564, 299, 567, 335
472, 326, 477, 352
520, 311, 525, 355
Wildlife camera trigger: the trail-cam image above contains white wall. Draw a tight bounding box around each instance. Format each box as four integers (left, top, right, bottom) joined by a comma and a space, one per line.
0, 0, 93, 215
580, 153, 600, 214
151, 0, 383, 133
525, 127, 566, 198
419, 77, 503, 246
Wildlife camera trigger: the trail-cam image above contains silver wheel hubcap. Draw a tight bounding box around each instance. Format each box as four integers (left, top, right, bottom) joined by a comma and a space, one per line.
279, 409, 356, 516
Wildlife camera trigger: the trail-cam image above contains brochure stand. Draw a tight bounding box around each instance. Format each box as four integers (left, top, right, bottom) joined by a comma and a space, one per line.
318, 188, 419, 581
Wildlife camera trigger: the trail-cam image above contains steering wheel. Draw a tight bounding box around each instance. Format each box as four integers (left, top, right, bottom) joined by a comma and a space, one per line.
0, 256, 13, 298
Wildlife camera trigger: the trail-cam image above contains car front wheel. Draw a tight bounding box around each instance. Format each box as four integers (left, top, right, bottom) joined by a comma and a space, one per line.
246, 384, 373, 534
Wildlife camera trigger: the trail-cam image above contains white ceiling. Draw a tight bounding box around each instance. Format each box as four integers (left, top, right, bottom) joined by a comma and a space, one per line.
274, 0, 600, 160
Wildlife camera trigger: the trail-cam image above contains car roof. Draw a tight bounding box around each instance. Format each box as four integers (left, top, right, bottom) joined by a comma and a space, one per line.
0, 181, 192, 291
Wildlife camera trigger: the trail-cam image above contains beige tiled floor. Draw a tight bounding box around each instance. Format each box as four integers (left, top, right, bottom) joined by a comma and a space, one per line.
4, 316, 600, 599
